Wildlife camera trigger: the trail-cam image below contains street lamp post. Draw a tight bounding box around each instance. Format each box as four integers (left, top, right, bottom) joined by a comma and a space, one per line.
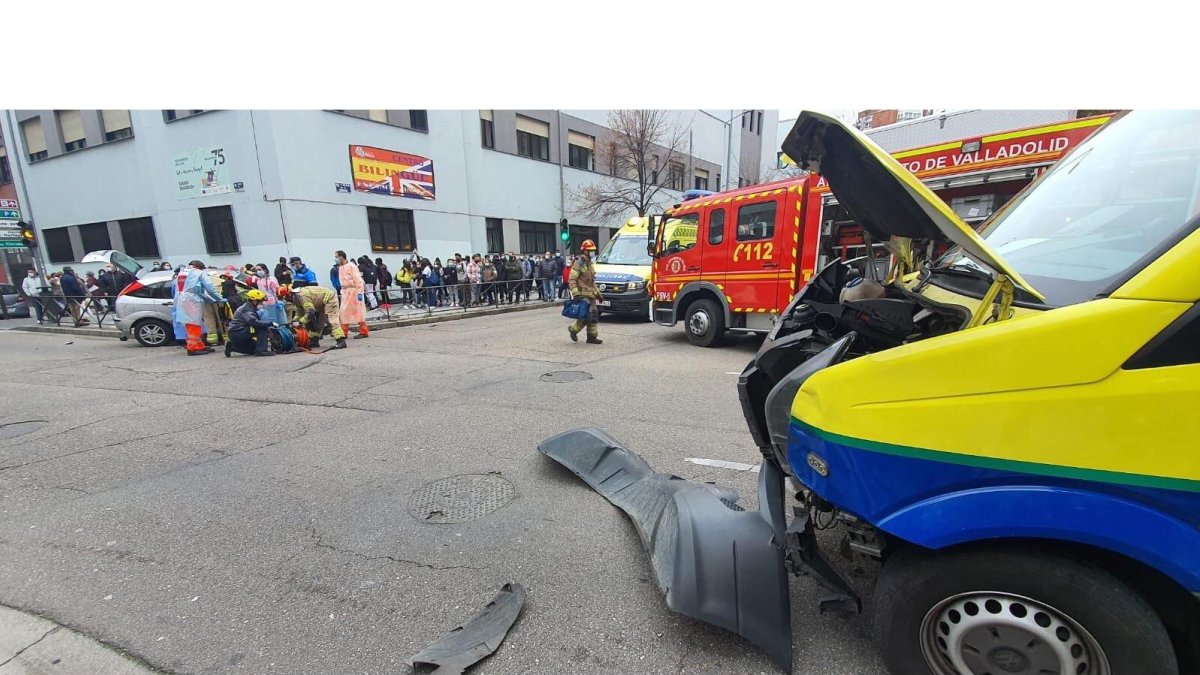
698, 109, 752, 192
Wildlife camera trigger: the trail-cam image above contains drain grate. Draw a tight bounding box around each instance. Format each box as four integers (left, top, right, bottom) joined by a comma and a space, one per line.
408, 474, 516, 524
0, 421, 48, 440
540, 371, 592, 383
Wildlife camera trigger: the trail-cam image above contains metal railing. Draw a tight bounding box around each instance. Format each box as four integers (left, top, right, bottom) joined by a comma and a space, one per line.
20, 292, 121, 328
363, 278, 568, 321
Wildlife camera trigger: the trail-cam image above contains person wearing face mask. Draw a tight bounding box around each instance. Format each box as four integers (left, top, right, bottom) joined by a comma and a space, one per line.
274, 257, 290, 284
537, 252, 557, 302
335, 250, 369, 339
502, 253, 521, 304
174, 260, 223, 355
465, 254, 482, 306
253, 263, 285, 325
567, 240, 603, 344
289, 257, 318, 288
21, 269, 45, 323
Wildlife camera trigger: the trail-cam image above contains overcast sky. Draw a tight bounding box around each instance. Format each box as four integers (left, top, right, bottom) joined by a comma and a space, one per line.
778, 109, 856, 124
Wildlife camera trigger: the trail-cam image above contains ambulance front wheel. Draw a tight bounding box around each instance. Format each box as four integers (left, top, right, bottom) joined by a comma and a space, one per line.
685, 299, 725, 347
874, 546, 1177, 675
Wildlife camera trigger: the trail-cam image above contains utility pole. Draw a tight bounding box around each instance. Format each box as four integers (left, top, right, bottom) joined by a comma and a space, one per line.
556, 109, 566, 255
725, 114, 733, 191
3, 109, 46, 282
699, 109, 750, 192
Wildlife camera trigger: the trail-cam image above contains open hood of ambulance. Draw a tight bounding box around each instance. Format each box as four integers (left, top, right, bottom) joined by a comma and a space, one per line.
781, 111, 1043, 301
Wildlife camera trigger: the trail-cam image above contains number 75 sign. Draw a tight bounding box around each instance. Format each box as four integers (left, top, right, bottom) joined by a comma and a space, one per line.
173, 146, 231, 200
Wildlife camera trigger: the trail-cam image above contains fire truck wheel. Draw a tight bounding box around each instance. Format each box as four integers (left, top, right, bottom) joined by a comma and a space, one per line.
873, 546, 1177, 675
684, 299, 725, 347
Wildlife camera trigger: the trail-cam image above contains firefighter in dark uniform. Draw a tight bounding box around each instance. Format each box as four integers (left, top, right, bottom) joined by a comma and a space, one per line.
567, 239, 603, 344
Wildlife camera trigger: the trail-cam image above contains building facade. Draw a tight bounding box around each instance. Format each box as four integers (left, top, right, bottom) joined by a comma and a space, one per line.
0, 109, 778, 274
0, 123, 24, 283
854, 109, 934, 131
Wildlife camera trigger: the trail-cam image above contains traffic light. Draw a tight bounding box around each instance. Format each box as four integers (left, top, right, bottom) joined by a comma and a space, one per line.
19, 221, 36, 248
559, 219, 570, 242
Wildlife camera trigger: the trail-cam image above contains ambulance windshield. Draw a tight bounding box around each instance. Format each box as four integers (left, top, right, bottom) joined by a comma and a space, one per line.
597, 233, 651, 266
940, 110, 1200, 307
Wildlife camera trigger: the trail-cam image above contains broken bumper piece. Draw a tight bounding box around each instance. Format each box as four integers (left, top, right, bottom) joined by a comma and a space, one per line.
538, 428, 794, 672
411, 582, 526, 674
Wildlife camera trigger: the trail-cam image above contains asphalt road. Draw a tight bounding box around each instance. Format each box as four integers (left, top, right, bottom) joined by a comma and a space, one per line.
0, 308, 887, 675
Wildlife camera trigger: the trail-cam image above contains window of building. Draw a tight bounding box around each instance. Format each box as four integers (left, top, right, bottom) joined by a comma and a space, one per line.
119, 217, 160, 258
44, 227, 74, 263
78, 222, 111, 253
518, 221, 555, 254
58, 110, 87, 152
567, 131, 595, 171
21, 118, 48, 162
409, 110, 428, 132
163, 110, 206, 123
716, 172, 721, 190
708, 207, 725, 245
742, 113, 748, 129
668, 162, 685, 190
736, 200, 777, 241
694, 168, 709, 191
480, 110, 495, 149
367, 206, 417, 252
0, 154, 11, 184
757, 111, 763, 135
368, 110, 388, 123
486, 217, 504, 253
102, 110, 133, 141
516, 116, 550, 161
198, 205, 239, 254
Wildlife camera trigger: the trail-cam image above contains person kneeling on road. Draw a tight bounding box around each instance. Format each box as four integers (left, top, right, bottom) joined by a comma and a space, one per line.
567, 239, 603, 345
279, 284, 347, 350
225, 289, 276, 357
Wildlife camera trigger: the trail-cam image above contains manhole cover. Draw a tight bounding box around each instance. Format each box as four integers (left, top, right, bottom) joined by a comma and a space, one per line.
0, 421, 48, 440
540, 371, 592, 383
408, 474, 516, 524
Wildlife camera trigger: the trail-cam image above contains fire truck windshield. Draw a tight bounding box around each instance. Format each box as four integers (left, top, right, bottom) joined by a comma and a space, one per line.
596, 233, 651, 265
937, 110, 1200, 307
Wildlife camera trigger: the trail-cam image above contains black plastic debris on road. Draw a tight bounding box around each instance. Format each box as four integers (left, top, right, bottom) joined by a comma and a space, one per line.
411, 582, 526, 674
538, 427, 794, 672
539, 370, 592, 383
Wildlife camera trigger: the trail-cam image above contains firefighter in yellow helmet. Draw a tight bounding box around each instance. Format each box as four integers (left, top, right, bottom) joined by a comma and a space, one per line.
225, 288, 276, 357
279, 285, 346, 350
567, 239, 603, 344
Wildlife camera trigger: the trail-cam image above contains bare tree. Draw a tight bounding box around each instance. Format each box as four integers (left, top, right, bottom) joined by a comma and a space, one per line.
569, 110, 689, 223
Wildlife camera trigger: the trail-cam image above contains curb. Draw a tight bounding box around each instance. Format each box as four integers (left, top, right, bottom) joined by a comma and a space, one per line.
12, 325, 122, 338
0, 604, 154, 674
369, 301, 558, 330
12, 302, 558, 340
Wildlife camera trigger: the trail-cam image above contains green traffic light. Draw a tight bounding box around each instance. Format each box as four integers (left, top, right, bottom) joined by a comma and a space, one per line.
560, 232, 570, 241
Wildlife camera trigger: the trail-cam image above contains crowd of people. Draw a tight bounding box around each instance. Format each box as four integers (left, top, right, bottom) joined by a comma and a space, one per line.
316, 251, 577, 309
20, 264, 137, 325
167, 248, 598, 356
20, 244, 605, 354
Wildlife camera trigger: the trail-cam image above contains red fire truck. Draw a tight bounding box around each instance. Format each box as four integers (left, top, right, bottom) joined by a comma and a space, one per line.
648, 113, 1114, 346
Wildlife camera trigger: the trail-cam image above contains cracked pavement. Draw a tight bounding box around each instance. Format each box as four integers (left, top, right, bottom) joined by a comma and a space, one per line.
0, 308, 885, 674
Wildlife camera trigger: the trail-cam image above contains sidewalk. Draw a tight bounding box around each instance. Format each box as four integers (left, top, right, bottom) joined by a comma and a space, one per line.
0, 605, 153, 674
7, 298, 562, 339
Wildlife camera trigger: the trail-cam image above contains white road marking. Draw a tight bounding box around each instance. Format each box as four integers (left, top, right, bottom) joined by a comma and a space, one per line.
724, 371, 741, 375
684, 458, 761, 472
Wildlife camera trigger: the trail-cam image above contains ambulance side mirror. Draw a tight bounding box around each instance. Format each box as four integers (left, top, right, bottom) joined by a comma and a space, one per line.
646, 216, 659, 258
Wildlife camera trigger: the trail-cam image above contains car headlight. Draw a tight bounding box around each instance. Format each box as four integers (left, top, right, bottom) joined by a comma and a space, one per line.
627, 281, 645, 290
